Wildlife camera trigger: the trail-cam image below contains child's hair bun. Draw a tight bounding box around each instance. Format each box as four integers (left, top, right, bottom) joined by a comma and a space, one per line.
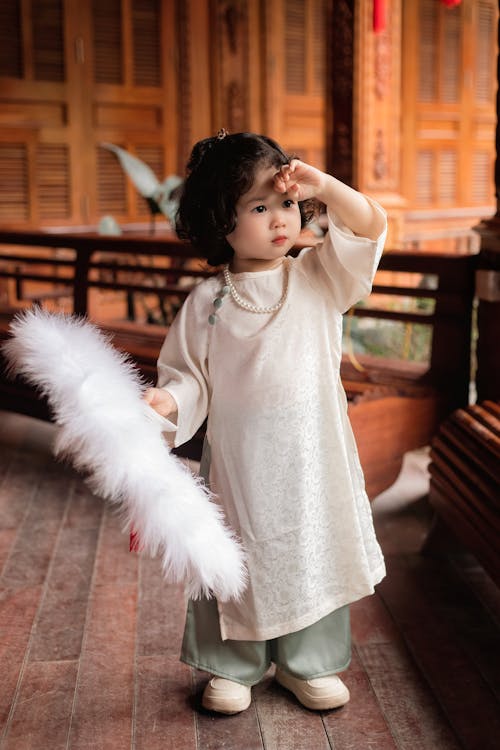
187, 129, 229, 174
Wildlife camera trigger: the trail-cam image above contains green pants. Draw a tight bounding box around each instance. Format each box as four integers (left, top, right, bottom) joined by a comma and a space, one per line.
180, 597, 351, 687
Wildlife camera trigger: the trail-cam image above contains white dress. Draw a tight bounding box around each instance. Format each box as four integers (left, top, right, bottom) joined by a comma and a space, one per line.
157, 205, 387, 641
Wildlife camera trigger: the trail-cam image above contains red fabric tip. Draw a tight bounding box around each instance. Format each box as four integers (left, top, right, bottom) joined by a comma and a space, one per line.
130, 530, 142, 552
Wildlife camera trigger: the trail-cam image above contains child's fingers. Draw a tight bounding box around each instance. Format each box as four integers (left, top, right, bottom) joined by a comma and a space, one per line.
274, 162, 300, 194
143, 387, 165, 407
143, 387, 155, 404
274, 165, 290, 193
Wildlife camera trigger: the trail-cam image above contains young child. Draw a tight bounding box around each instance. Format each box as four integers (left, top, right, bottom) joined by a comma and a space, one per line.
144, 131, 387, 714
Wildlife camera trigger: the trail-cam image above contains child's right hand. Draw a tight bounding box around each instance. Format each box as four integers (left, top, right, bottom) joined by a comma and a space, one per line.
143, 387, 177, 418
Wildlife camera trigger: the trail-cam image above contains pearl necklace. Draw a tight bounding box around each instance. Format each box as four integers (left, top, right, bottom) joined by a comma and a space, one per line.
222, 260, 290, 314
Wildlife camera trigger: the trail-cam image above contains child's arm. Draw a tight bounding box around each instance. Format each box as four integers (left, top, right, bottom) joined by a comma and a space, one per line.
274, 160, 385, 241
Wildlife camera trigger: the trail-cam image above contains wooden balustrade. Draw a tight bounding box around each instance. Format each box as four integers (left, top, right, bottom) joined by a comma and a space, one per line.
0, 228, 477, 497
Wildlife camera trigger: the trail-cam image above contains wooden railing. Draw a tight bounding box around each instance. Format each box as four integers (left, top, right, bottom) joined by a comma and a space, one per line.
0, 227, 478, 496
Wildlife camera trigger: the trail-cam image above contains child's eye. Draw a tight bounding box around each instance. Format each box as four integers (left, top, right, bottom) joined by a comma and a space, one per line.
252, 205, 267, 213
283, 199, 295, 208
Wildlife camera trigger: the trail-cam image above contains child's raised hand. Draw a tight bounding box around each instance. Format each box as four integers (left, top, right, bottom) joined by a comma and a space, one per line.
273, 159, 328, 202
143, 387, 177, 418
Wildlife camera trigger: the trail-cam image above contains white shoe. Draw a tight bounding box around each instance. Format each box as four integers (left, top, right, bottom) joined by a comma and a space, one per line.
202, 676, 252, 714
275, 667, 350, 710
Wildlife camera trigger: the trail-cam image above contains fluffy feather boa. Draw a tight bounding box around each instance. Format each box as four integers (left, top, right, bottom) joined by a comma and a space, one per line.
3, 309, 246, 601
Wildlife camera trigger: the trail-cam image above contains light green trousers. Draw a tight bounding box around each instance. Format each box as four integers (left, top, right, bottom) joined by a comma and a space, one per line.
180, 596, 351, 687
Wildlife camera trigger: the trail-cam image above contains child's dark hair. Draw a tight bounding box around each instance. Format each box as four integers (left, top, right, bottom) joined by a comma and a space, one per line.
176, 132, 316, 266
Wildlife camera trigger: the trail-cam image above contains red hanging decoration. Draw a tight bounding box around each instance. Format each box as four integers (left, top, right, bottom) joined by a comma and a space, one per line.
440, 0, 462, 7
373, 0, 386, 33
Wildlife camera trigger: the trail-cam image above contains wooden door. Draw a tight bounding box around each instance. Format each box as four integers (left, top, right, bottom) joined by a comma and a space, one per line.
401, 0, 498, 243
262, 0, 327, 169
0, 0, 195, 227
0, 0, 76, 225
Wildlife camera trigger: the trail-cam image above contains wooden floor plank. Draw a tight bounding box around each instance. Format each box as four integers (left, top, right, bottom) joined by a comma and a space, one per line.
134, 655, 197, 750
67, 507, 137, 750
133, 557, 197, 749
136, 557, 187, 658
323, 648, 399, 750
0, 529, 17, 574
1, 660, 78, 750
357, 641, 462, 750
0, 449, 50, 532
29, 525, 101, 662
0, 585, 44, 738
68, 583, 138, 750
194, 673, 264, 750
0, 460, 70, 590
377, 555, 500, 750
350, 590, 402, 646
0, 413, 499, 749
421, 556, 500, 701
254, 672, 331, 750
450, 554, 500, 629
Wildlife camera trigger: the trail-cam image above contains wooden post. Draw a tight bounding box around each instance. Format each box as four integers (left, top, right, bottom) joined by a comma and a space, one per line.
474, 2, 500, 403
326, 0, 355, 187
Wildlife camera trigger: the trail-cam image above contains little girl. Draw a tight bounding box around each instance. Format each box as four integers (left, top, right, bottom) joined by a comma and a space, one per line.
145, 131, 387, 714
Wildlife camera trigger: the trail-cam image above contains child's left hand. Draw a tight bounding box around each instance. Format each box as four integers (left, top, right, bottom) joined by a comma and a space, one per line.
273, 159, 328, 203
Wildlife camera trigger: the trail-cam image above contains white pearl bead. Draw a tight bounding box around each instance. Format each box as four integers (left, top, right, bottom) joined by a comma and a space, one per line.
223, 263, 289, 314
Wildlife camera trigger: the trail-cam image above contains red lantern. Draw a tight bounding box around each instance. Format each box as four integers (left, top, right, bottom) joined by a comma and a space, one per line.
373, 0, 386, 32
440, 0, 462, 7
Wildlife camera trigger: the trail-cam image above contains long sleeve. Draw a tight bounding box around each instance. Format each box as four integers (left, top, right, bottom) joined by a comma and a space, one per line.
156, 283, 211, 447
299, 196, 387, 313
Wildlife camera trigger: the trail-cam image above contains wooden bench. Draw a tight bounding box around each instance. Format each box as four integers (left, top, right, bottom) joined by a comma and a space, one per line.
0, 228, 477, 496
426, 400, 500, 586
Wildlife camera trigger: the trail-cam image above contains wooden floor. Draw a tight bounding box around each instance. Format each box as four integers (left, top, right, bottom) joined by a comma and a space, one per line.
0, 411, 499, 750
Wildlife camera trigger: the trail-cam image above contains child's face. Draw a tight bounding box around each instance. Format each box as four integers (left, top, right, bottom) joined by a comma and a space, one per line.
226, 165, 302, 272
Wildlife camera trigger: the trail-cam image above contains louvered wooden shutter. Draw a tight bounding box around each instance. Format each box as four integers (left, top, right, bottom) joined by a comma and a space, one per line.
412, 0, 497, 210
0, 0, 64, 81
475, 0, 496, 104
416, 151, 433, 206
418, 0, 437, 102
132, 0, 161, 86
312, 0, 325, 95
97, 147, 128, 215
441, 5, 460, 103
472, 151, 492, 203
0, 143, 29, 222
285, 2, 306, 93
32, 0, 65, 81
36, 144, 71, 219
0, 1, 23, 78
274, 0, 325, 168
134, 145, 164, 217
92, 0, 124, 84
439, 151, 457, 204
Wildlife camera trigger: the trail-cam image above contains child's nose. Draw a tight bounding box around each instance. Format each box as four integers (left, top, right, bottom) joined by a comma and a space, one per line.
271, 211, 286, 227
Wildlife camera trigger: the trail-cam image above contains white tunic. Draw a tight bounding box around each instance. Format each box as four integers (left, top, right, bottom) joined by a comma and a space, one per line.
157, 206, 387, 641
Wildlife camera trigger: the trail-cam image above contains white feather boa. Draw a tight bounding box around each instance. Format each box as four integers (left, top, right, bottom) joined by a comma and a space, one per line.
3, 309, 246, 601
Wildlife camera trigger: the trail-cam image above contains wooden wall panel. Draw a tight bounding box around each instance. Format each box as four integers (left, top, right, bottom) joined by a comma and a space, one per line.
0, 0, 184, 227
400, 0, 497, 249
354, 0, 404, 246
263, 0, 326, 168
0, 0, 496, 244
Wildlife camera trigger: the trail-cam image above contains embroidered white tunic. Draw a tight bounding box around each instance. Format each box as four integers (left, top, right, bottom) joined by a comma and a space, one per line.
157, 205, 387, 641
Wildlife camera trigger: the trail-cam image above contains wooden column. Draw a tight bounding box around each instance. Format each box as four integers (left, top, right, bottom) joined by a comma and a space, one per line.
326, 0, 355, 187
474, 1, 500, 402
